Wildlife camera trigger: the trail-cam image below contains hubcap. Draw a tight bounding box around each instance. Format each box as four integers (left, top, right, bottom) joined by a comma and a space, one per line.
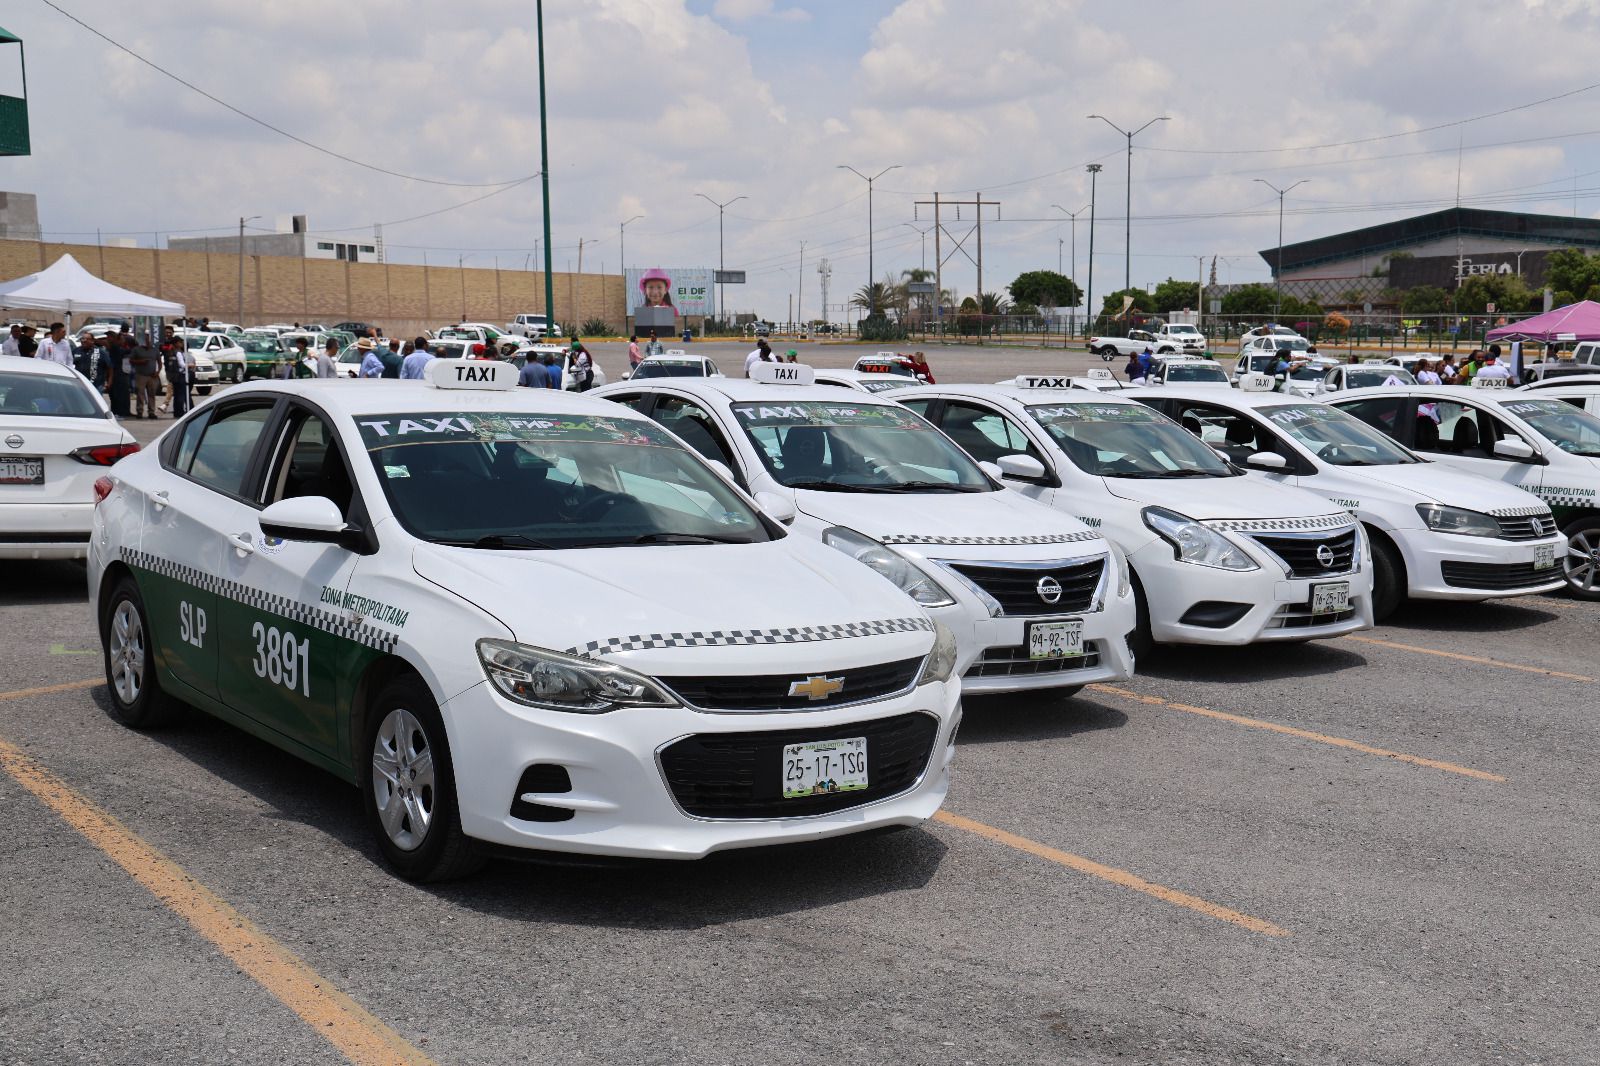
1564, 531, 1599, 593
108, 600, 145, 705
371, 708, 436, 851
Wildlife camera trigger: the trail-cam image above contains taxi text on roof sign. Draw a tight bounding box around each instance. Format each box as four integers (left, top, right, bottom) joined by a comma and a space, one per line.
1239, 372, 1278, 392
429, 358, 518, 390
1013, 374, 1072, 389
1471, 376, 1509, 389
750, 362, 815, 385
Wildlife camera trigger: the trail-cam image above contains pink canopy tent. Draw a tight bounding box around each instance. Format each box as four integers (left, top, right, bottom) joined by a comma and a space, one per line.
1485, 300, 1600, 343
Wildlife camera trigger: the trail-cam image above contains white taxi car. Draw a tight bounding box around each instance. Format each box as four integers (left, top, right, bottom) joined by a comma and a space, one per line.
1, 355, 139, 559
1149, 357, 1231, 389
1139, 379, 1568, 616
89, 359, 961, 881
898, 377, 1373, 651
1329, 381, 1600, 598
594, 364, 1137, 695
626, 352, 725, 381
1286, 361, 1416, 399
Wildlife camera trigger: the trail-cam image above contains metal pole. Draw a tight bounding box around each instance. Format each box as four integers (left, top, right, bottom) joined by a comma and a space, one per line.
695, 194, 747, 329
1088, 115, 1169, 297
797, 241, 806, 329
975, 190, 984, 341
237, 217, 245, 326
459, 255, 467, 321
1253, 179, 1308, 320
838, 165, 901, 317
619, 214, 642, 329
933, 193, 943, 336
1086, 164, 1101, 339
536, 0, 555, 332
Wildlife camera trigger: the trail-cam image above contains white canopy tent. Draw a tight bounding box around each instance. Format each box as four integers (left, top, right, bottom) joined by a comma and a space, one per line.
0, 253, 184, 325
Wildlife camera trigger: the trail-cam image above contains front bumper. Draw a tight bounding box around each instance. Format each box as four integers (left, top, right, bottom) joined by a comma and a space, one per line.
0, 502, 94, 559
1396, 528, 1567, 599
446, 678, 961, 859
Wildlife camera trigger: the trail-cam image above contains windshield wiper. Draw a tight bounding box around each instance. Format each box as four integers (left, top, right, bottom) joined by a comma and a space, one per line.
628, 532, 758, 545
1107, 469, 1217, 479
782, 479, 876, 492
438, 534, 558, 550
875, 480, 985, 493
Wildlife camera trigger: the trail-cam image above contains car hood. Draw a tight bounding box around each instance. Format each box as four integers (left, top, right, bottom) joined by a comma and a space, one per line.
1333, 461, 1552, 510
795, 486, 1101, 558
1105, 474, 1344, 523
410, 535, 933, 670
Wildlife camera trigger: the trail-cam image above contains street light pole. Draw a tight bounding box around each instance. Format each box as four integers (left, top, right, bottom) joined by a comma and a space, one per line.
1085, 164, 1102, 338
458, 254, 471, 322
619, 214, 643, 325
237, 215, 260, 326
1088, 114, 1170, 294
796, 241, 807, 329
902, 222, 931, 271
535, 0, 555, 332
1051, 202, 1092, 332
695, 193, 747, 326
838, 164, 902, 316
1253, 178, 1309, 318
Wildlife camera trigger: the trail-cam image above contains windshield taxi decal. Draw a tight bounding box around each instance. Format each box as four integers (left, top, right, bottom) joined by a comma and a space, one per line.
567, 616, 933, 658
731, 402, 929, 430
357, 412, 672, 448
1028, 404, 1162, 424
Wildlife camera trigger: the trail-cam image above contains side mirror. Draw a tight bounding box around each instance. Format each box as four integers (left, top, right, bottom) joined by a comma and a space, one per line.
705, 459, 736, 483
1211, 447, 1232, 464
978, 460, 1003, 481
754, 490, 797, 526
996, 453, 1049, 481
259, 496, 355, 545
1492, 438, 1537, 461
1246, 451, 1288, 471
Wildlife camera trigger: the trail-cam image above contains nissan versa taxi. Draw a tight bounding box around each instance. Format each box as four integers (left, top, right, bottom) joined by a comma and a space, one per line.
1137, 377, 1568, 616
88, 360, 962, 882
594, 365, 1137, 694
1329, 380, 1600, 598
897, 376, 1373, 652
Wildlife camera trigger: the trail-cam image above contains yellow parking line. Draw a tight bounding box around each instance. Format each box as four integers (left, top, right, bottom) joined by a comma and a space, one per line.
1343, 635, 1594, 683
933, 810, 1289, 937
0, 678, 103, 702
1087, 684, 1505, 782
0, 736, 435, 1066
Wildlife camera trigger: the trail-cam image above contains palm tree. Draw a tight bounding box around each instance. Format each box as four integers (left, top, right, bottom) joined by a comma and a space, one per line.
850, 281, 893, 317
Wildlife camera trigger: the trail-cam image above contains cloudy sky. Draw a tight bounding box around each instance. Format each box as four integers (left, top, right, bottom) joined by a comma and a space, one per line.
4, 0, 1600, 319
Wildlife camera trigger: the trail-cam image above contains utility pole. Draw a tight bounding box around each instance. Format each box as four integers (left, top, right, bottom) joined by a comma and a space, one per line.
796, 241, 806, 329
458, 254, 470, 322
536, 0, 555, 333
1193, 254, 1206, 335
914, 192, 1000, 338
575, 237, 589, 326
1051, 202, 1092, 330
1088, 113, 1170, 293
237, 215, 259, 326
695, 192, 746, 326
1086, 163, 1102, 338
902, 222, 931, 271
1254, 178, 1308, 318
619, 214, 642, 284
817, 257, 832, 329
837, 163, 902, 316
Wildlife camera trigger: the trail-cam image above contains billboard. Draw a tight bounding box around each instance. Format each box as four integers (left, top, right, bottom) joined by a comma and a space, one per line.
626, 267, 715, 318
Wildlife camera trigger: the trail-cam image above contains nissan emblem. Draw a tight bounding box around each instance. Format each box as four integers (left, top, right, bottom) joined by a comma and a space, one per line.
1036, 575, 1063, 604
1316, 544, 1335, 567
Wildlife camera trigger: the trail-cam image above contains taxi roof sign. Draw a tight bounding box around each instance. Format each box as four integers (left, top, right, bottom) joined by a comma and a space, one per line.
749, 362, 815, 385
1013, 374, 1073, 389
1470, 375, 1509, 388
1085, 367, 1114, 380
1238, 372, 1278, 392
429, 358, 518, 390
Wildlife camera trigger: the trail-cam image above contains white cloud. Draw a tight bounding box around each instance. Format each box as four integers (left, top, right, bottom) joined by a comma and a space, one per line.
713, 0, 811, 22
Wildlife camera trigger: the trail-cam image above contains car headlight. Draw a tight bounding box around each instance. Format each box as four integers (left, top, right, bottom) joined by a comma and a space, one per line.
1108, 542, 1132, 598
917, 620, 959, 686
1352, 522, 1368, 569
476, 639, 677, 713
822, 526, 957, 607
1141, 507, 1259, 571
1415, 504, 1500, 538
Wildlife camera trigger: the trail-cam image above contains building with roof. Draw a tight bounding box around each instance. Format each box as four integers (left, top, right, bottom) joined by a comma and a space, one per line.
169, 215, 382, 263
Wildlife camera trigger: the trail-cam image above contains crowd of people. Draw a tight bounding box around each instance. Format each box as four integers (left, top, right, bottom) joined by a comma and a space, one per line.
3, 321, 194, 419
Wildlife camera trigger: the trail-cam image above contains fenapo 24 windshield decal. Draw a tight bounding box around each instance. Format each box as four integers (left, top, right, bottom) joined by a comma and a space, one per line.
356, 412, 674, 449
731, 402, 929, 430
1028, 404, 1162, 424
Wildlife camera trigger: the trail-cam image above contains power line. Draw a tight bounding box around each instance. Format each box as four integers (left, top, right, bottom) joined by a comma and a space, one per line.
38, 0, 540, 189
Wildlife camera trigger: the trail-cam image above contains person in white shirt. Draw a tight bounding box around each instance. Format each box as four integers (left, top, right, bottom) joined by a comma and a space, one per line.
1, 325, 20, 357
316, 338, 339, 378
744, 338, 773, 376
39, 323, 76, 366
1415, 359, 1442, 385
1474, 354, 1512, 381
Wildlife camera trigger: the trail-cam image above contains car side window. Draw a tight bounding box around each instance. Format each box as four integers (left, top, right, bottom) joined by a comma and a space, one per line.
1171, 402, 1279, 464
1416, 401, 1488, 458
1334, 396, 1407, 439
895, 397, 937, 418
938, 401, 1042, 464
171, 409, 212, 472
185, 402, 277, 497
651, 395, 738, 471
262, 409, 356, 518
605, 392, 653, 414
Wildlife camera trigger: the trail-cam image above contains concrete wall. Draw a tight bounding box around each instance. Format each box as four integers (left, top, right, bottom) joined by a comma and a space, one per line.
0, 238, 625, 335
0, 192, 39, 240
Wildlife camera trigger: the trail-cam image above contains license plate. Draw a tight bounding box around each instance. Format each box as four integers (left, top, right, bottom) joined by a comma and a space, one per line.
1028, 618, 1084, 660
782, 737, 868, 799
0, 457, 43, 485
1311, 582, 1350, 615
1534, 544, 1556, 571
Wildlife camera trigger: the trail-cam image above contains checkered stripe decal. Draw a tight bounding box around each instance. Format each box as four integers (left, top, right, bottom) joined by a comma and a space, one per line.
880, 531, 1102, 546
122, 548, 398, 654
568, 616, 934, 658
1206, 515, 1353, 533
1488, 505, 1553, 518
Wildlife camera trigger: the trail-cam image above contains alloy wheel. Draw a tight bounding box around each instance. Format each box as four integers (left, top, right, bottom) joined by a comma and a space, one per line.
371, 708, 436, 851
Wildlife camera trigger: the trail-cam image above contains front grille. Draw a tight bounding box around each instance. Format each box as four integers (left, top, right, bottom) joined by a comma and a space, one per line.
1268, 602, 1358, 629
965, 641, 1104, 678
1249, 529, 1356, 578
1441, 561, 1560, 590
659, 713, 938, 819
658, 657, 922, 711
946, 558, 1104, 616
1493, 513, 1558, 540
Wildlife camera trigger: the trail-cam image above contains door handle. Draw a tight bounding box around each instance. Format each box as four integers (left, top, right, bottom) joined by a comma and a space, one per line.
229, 531, 256, 556
151, 490, 169, 512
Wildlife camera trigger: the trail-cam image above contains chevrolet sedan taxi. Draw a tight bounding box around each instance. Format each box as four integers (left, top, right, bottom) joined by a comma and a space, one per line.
898, 377, 1373, 652
594, 364, 1138, 695
89, 360, 961, 881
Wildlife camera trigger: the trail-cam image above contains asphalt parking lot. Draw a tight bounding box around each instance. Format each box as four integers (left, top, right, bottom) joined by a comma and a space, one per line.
4, 343, 1598, 1065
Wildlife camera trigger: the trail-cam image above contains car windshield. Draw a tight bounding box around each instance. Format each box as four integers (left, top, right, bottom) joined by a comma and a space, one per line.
1344, 367, 1417, 387
183, 336, 207, 350
730, 398, 992, 492
1289, 363, 1332, 381
859, 378, 919, 393
1165, 364, 1228, 383
1240, 354, 1277, 373
1500, 398, 1600, 457
1027, 402, 1235, 478
1273, 338, 1311, 351
240, 338, 281, 355
0, 371, 103, 418
1169, 326, 1201, 335
360, 410, 772, 548
858, 361, 916, 378
1262, 403, 1420, 465
633, 360, 707, 379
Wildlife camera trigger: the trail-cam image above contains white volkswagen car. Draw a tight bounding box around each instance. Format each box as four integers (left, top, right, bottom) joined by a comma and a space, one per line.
88, 360, 961, 881
1139, 379, 1568, 615
1329, 381, 1600, 598
898, 378, 1373, 651
1, 355, 139, 559
594, 364, 1138, 695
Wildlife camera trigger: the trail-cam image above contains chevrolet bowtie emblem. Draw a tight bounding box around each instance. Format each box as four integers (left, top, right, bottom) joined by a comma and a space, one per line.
788, 675, 845, 701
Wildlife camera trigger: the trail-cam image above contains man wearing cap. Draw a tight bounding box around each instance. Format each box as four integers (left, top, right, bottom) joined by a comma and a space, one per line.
400, 336, 434, 379
1475, 348, 1512, 382
357, 337, 384, 378
745, 337, 773, 376
784, 349, 799, 363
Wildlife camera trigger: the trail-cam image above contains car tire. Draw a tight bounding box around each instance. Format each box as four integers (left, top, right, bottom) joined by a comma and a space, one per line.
359, 675, 483, 883
1369, 530, 1405, 621
101, 575, 182, 729
1097, 346, 1117, 361
1561, 517, 1600, 600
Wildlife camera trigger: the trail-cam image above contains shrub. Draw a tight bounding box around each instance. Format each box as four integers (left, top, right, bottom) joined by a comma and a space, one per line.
579, 317, 615, 337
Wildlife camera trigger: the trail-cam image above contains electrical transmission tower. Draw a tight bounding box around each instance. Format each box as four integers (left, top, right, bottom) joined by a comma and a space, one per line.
817, 258, 832, 328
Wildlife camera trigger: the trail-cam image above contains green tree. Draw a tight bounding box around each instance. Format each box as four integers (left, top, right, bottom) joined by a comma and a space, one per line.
1544, 249, 1600, 301
1151, 278, 1200, 314
1008, 270, 1081, 309
1455, 273, 1532, 315
1400, 285, 1451, 315
1219, 284, 1277, 316
1099, 287, 1151, 316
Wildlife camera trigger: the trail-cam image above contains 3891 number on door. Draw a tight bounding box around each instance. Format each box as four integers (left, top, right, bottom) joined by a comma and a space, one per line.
251, 621, 310, 698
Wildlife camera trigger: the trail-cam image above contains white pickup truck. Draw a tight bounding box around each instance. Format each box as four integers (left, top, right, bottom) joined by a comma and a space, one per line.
1088, 325, 1206, 360
1152, 323, 1206, 354
505, 312, 563, 339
